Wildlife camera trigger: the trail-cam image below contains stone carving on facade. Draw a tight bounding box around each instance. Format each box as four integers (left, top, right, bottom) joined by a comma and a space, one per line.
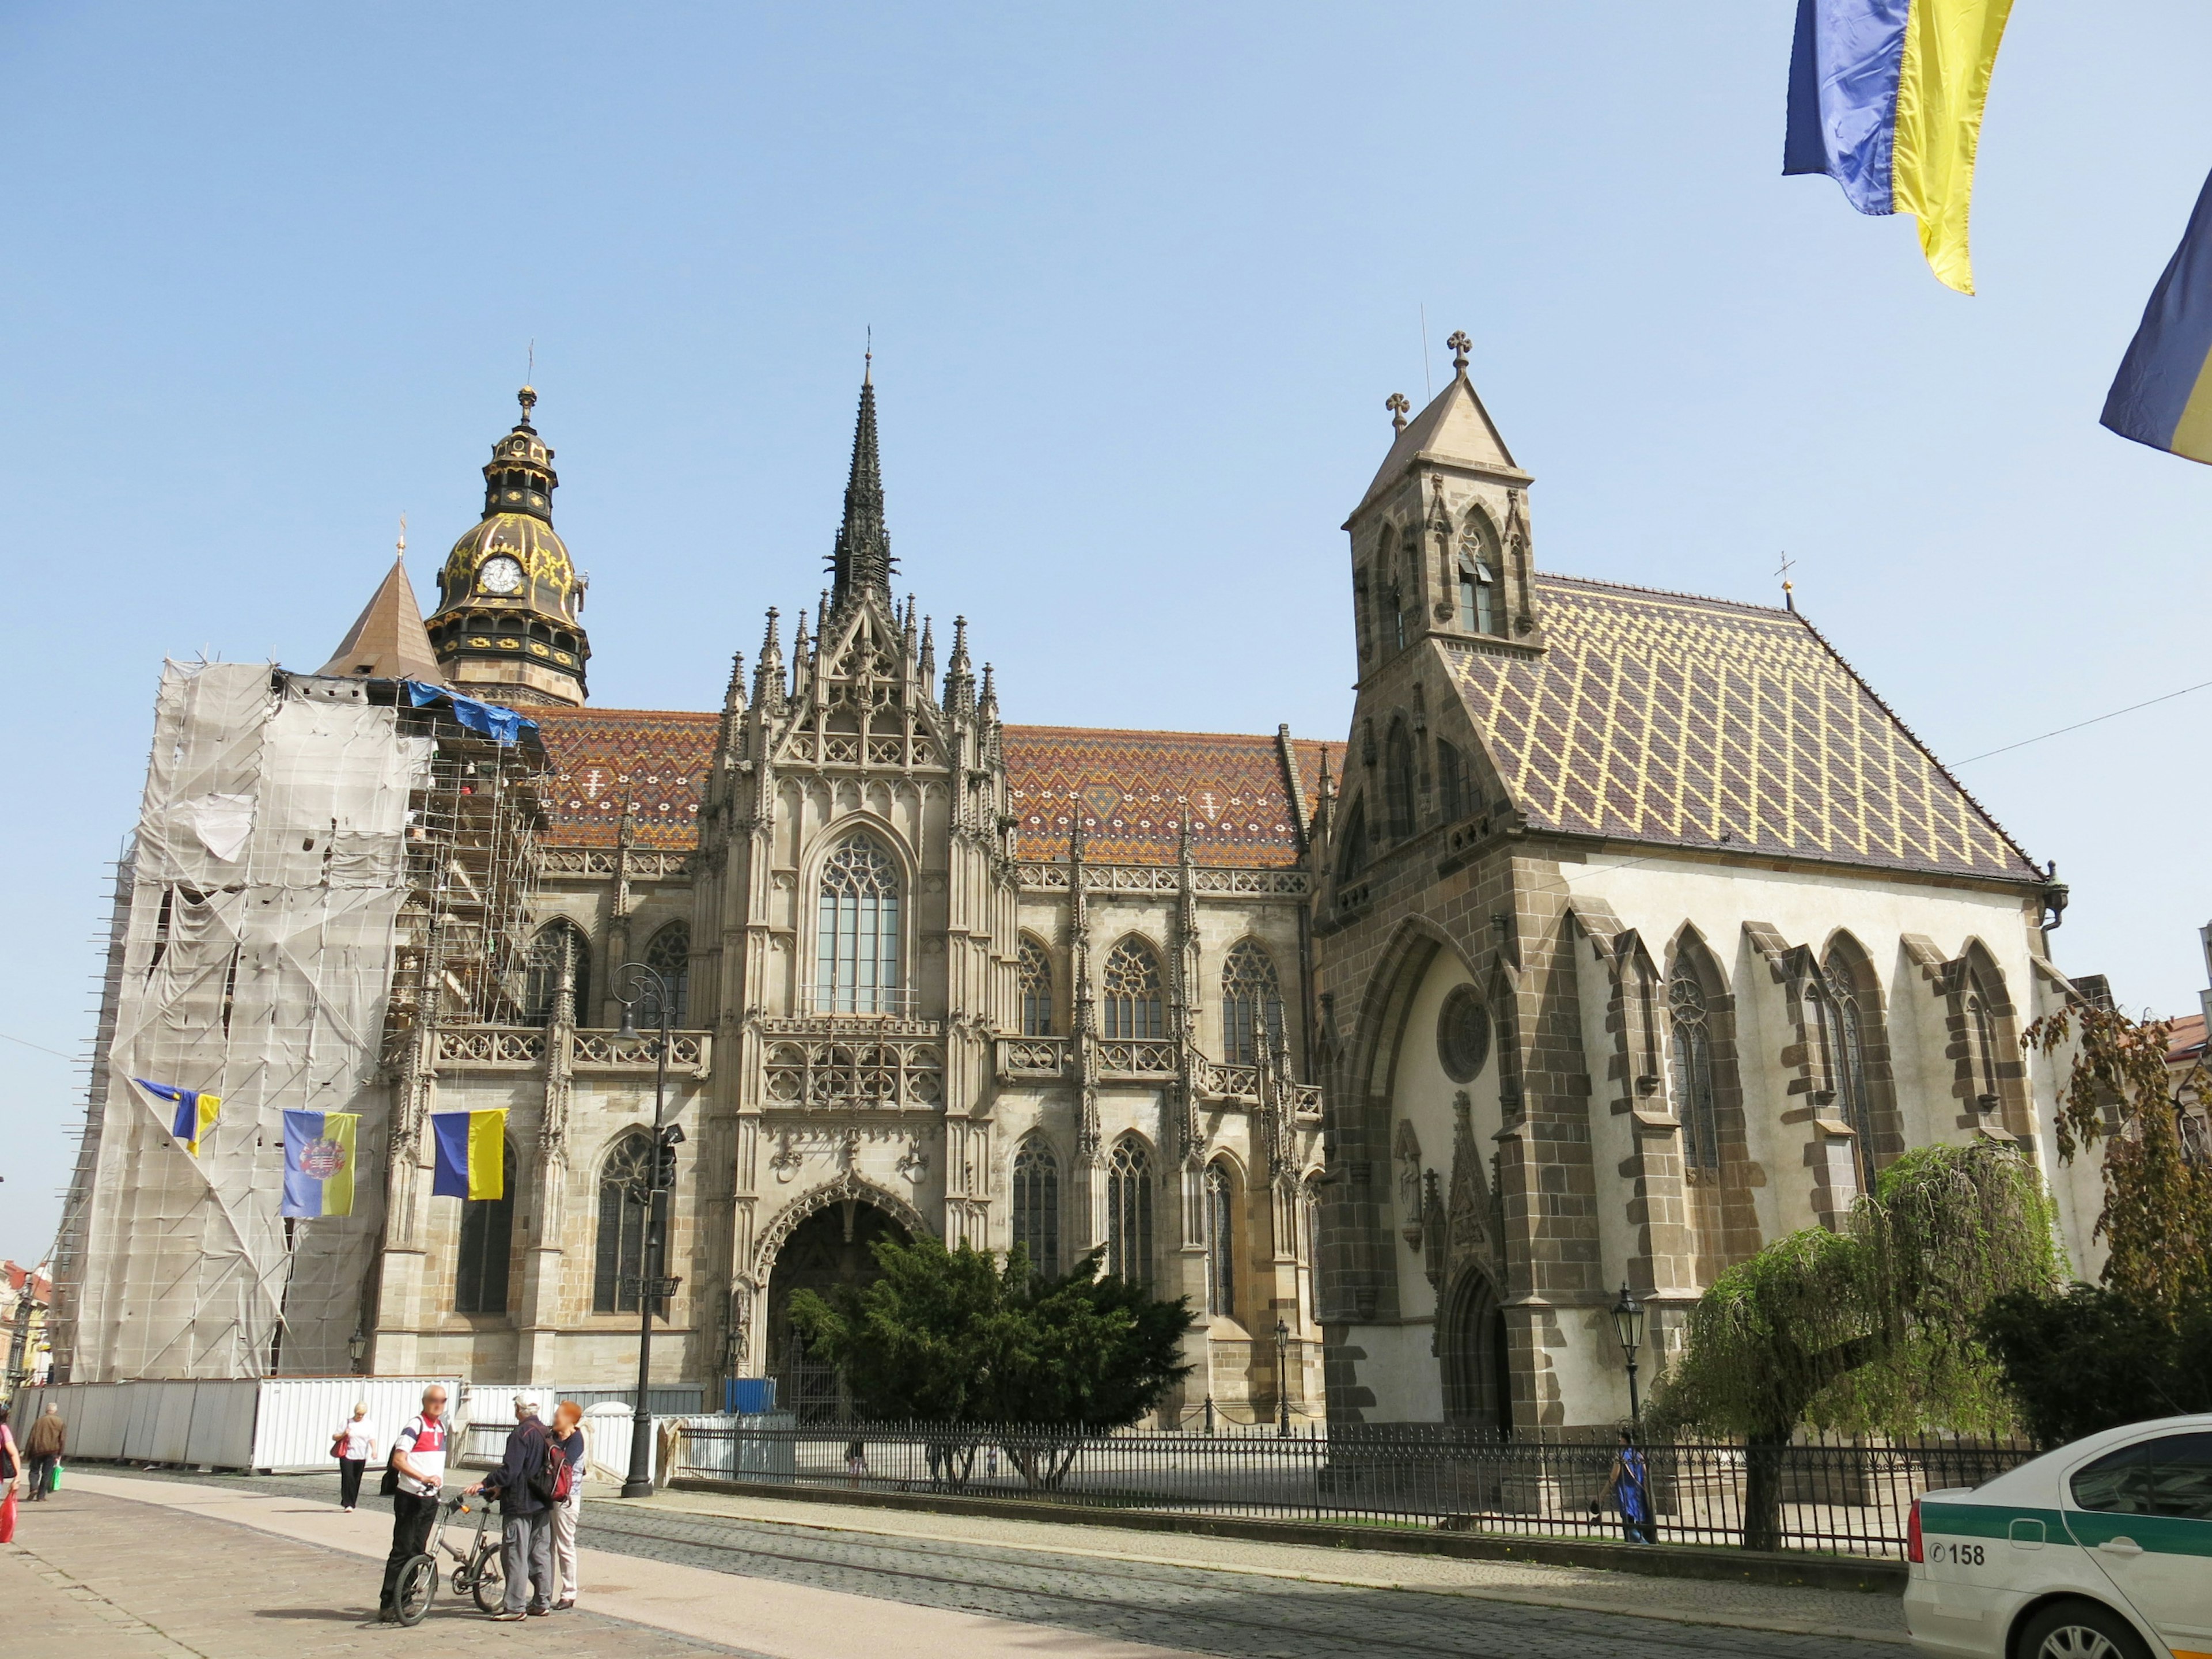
1393, 1120, 1423, 1252
1445, 1090, 1500, 1282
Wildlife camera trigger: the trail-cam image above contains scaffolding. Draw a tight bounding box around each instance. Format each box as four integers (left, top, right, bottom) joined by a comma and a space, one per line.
51, 663, 548, 1382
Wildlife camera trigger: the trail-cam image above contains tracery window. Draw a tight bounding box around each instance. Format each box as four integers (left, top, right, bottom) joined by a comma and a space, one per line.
1102, 938, 1164, 1040
1668, 968, 1721, 1171
815, 835, 902, 1014
643, 922, 691, 1028
1335, 799, 1369, 881
1383, 724, 1416, 841
454, 1140, 517, 1315
1106, 1138, 1154, 1285
1018, 938, 1054, 1037
1804, 979, 1840, 1100
1203, 1163, 1236, 1317
593, 1132, 669, 1315
1220, 940, 1283, 1066
524, 919, 591, 1026
1012, 1136, 1060, 1278
1966, 981, 2002, 1112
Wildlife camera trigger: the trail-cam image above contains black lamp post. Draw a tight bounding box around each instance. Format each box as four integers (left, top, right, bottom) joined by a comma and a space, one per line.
1274, 1319, 1292, 1437
347, 1327, 367, 1375
1610, 1282, 1646, 1430
614, 961, 681, 1499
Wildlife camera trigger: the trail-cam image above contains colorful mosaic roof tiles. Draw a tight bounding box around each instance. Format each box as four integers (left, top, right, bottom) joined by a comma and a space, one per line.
1443, 577, 2039, 881
533, 709, 717, 849
1002, 725, 1328, 868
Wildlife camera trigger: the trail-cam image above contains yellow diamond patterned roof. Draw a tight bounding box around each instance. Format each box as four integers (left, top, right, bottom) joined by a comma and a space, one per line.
1445, 575, 2041, 882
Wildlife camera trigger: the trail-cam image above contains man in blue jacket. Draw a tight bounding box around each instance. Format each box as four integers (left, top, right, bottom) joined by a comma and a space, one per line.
467, 1392, 554, 1619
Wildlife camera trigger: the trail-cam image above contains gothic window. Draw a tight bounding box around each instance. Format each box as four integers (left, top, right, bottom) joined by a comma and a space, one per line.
1829, 972, 1874, 1173
1335, 798, 1369, 880
1458, 536, 1498, 635
593, 1132, 669, 1315
1220, 940, 1283, 1066
643, 922, 690, 1028
1299, 1175, 1323, 1325
1668, 968, 1721, 1171
524, 919, 591, 1026
1106, 1137, 1154, 1285
1012, 1136, 1060, 1278
1018, 938, 1054, 1037
1203, 1162, 1236, 1317
454, 1139, 517, 1314
1804, 978, 1840, 1101
1397, 528, 1422, 647
1383, 723, 1415, 841
1966, 978, 2002, 1112
1353, 568, 1373, 662
1102, 938, 1164, 1040
1436, 740, 1465, 823
1388, 569, 1407, 652
815, 834, 902, 1014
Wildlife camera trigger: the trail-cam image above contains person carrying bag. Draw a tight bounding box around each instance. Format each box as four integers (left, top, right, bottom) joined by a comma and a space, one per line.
0, 1407, 20, 1544
23, 1406, 64, 1503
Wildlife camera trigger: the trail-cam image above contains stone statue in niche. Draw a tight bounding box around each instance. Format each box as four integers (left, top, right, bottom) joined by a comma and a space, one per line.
1394, 1120, 1423, 1251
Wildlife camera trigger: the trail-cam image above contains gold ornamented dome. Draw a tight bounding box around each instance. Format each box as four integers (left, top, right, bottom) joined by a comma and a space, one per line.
426, 387, 592, 707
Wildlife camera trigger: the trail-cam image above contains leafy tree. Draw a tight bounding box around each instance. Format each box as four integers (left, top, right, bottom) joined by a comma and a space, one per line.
787, 1233, 1196, 1486
1976, 1283, 2212, 1446
2024, 1003, 2212, 1316
1652, 1141, 2057, 1550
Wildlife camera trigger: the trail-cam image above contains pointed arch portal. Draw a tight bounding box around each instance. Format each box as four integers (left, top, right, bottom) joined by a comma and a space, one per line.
763, 1193, 914, 1421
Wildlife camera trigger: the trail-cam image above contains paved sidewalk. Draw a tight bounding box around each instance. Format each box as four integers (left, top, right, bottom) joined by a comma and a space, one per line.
5, 1474, 1184, 1659
38, 1468, 1911, 1659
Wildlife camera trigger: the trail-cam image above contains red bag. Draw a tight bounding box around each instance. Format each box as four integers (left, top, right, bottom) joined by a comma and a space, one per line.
0, 1488, 16, 1544
331, 1429, 350, 1460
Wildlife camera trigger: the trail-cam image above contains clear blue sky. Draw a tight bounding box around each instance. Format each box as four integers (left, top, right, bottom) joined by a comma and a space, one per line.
5, 4, 2210, 1257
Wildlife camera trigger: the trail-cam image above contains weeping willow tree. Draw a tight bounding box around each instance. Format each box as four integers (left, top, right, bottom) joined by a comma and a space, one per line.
1650, 1140, 2058, 1550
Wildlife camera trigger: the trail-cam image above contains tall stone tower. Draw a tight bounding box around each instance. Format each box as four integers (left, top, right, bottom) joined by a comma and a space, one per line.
426, 387, 592, 706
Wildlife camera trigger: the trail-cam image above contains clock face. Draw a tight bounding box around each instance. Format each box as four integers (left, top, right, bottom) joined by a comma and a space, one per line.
479, 556, 524, 596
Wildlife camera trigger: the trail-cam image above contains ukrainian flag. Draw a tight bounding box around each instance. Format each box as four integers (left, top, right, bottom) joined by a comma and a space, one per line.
431, 1108, 506, 1200
2102, 167, 2212, 464
282, 1109, 359, 1219
1783, 0, 2014, 293
136, 1078, 221, 1156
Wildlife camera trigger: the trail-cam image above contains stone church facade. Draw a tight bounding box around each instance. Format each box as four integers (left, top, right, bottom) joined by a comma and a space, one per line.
58, 342, 2095, 1430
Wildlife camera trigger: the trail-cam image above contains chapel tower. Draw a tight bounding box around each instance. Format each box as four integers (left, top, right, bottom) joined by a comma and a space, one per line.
425, 387, 592, 706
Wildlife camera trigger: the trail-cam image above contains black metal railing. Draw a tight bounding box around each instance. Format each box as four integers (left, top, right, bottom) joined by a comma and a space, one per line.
669, 1420, 2033, 1559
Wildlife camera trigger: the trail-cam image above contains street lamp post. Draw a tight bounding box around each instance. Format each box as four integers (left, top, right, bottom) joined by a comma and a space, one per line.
1610, 1282, 1646, 1431
1274, 1319, 1292, 1438
347, 1327, 367, 1376
615, 961, 683, 1499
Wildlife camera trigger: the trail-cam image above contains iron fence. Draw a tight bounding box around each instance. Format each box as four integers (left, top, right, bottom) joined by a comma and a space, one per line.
669, 1420, 2034, 1559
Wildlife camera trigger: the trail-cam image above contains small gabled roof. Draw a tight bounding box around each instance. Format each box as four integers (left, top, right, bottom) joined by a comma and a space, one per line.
1350, 361, 1522, 523
319, 556, 445, 684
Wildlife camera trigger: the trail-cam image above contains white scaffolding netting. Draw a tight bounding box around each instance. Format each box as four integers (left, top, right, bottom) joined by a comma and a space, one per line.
73, 663, 427, 1378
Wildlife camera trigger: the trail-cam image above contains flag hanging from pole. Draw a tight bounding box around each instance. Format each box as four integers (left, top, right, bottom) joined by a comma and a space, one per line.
2102, 165, 2212, 464
1783, 0, 2014, 293
135, 1078, 221, 1155
431, 1109, 506, 1200
282, 1109, 360, 1218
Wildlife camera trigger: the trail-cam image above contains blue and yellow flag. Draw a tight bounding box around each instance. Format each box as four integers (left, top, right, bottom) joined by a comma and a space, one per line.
2102, 166, 2212, 464
282, 1109, 360, 1218
136, 1078, 221, 1155
431, 1108, 506, 1200
1783, 0, 2014, 293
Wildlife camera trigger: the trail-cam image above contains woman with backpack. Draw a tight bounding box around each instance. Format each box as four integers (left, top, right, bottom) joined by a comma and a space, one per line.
546, 1400, 586, 1611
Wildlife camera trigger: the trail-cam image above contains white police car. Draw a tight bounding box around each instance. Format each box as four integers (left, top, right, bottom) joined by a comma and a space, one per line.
1905, 1414, 2211, 1659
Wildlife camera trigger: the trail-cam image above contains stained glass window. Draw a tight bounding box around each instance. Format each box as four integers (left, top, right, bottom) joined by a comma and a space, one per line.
1103, 938, 1163, 1040
1668, 969, 1720, 1171
643, 922, 690, 1028
524, 919, 591, 1026
1221, 940, 1282, 1066
1012, 1136, 1060, 1278
1204, 1164, 1236, 1317
593, 1132, 668, 1315
1107, 1138, 1153, 1285
454, 1139, 516, 1314
816, 835, 902, 1014
1018, 938, 1054, 1037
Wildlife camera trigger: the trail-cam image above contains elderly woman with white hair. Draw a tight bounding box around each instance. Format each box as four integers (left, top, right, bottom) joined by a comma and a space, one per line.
331, 1401, 376, 1512
464, 1392, 555, 1619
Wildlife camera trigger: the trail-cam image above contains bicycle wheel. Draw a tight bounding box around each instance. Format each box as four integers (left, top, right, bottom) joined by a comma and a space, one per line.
469, 1544, 506, 1615
393, 1553, 438, 1627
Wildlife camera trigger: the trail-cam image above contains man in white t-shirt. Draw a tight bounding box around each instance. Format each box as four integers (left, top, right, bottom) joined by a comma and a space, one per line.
377, 1384, 449, 1621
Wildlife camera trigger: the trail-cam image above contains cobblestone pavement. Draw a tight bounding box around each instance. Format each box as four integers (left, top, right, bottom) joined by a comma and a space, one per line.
0, 1488, 763, 1658
81, 1468, 1910, 1659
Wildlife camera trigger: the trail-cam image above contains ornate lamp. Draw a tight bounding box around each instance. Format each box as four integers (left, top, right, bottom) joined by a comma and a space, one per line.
1610, 1283, 1645, 1428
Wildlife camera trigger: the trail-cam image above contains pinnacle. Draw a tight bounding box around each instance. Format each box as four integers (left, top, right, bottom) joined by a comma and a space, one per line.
830, 372, 896, 607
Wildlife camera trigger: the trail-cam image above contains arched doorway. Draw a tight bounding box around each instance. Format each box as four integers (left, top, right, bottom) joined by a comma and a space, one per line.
1440, 1266, 1512, 1434
764, 1198, 910, 1420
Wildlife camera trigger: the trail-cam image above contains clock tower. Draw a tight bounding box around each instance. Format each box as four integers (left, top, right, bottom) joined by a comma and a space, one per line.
426, 387, 592, 707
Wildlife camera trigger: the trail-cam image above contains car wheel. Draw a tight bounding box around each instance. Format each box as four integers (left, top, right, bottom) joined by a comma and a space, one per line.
2018, 1599, 2150, 1659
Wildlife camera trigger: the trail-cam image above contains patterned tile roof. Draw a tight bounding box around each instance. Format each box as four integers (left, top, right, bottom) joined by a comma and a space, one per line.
531, 710, 1329, 866
533, 708, 717, 848
1002, 726, 1327, 868
1442, 577, 2041, 881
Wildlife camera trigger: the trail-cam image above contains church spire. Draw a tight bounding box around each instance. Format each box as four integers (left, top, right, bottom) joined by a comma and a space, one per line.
319, 542, 445, 684
827, 361, 896, 611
